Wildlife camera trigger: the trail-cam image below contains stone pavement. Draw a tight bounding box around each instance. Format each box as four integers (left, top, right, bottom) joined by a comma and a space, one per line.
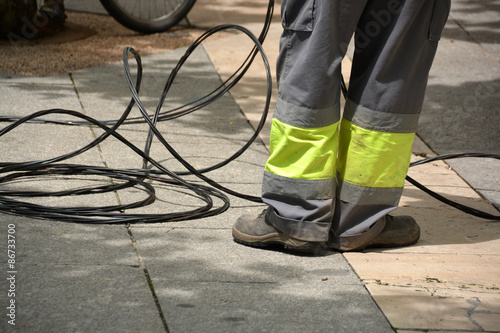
0, 0, 499, 332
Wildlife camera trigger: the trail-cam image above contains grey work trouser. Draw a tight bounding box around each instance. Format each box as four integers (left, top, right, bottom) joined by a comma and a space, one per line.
261, 0, 450, 248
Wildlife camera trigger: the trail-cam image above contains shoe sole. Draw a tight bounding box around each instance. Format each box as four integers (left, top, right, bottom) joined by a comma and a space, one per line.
333, 216, 421, 252
232, 224, 318, 251
350, 234, 421, 252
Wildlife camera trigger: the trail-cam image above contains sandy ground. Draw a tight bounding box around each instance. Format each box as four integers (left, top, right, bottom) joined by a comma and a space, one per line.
0, 11, 207, 77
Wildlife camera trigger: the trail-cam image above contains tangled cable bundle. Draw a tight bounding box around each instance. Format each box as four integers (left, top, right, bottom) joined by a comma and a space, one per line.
1, 0, 499, 223
0, 0, 274, 224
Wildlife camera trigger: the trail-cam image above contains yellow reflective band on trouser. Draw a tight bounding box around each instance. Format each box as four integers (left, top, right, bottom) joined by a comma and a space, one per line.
265, 118, 339, 180
337, 119, 415, 188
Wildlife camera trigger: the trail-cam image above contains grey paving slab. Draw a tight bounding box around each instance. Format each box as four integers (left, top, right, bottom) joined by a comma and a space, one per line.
448, 0, 500, 60
96, 139, 266, 180
446, 157, 500, 211
0, 78, 104, 165
0, 81, 81, 118
0, 216, 163, 333
5, 217, 138, 265
479, 190, 500, 212
157, 281, 388, 333
129, 205, 266, 230
111, 172, 263, 216
418, 17, 500, 210
70, 48, 242, 124
69, 60, 141, 120
444, 157, 500, 193
94, 132, 267, 169
0, 68, 164, 329
420, 19, 500, 155
130, 227, 394, 333
0, 72, 72, 84
88, 115, 261, 155
0, 123, 103, 166
1, 263, 163, 333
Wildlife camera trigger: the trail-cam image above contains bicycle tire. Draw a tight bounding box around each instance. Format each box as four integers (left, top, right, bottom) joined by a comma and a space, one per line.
99, 0, 196, 34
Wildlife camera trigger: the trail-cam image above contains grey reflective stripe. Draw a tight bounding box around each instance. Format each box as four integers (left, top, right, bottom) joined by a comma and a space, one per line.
274, 97, 340, 128
343, 99, 420, 133
331, 199, 395, 239
266, 207, 331, 242
262, 171, 335, 242
337, 177, 403, 206
263, 171, 335, 200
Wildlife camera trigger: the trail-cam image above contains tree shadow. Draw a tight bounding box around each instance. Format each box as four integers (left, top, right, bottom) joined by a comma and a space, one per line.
419, 78, 500, 154
443, 0, 500, 46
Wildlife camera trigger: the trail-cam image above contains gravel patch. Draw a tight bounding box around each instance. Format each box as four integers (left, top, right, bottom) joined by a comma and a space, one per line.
0, 11, 205, 77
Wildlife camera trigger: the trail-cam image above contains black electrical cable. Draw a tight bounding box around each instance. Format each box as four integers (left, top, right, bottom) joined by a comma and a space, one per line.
1, 0, 499, 223
0, 109, 231, 223
0, 1, 275, 223
407, 153, 500, 220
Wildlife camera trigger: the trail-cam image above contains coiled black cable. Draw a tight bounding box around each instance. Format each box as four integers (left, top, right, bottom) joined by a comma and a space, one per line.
0, 1, 275, 223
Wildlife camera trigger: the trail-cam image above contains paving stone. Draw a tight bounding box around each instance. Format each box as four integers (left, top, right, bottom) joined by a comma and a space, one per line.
130, 227, 395, 333
366, 284, 485, 331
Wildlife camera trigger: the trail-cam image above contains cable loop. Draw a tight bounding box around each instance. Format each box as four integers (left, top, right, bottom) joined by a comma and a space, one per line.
0, 1, 275, 223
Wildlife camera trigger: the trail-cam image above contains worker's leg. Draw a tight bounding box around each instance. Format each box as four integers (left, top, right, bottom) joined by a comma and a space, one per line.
259, 0, 369, 242
330, 0, 450, 250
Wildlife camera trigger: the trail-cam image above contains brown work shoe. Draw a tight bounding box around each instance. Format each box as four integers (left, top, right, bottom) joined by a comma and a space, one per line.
232, 208, 322, 252
346, 215, 420, 252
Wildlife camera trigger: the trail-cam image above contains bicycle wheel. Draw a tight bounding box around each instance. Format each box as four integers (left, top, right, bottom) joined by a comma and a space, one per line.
99, 0, 196, 34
